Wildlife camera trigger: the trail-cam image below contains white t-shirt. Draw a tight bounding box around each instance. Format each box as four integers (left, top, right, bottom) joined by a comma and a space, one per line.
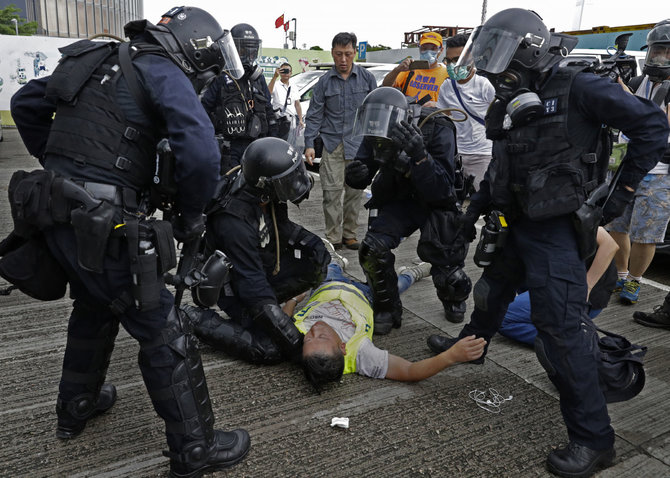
633, 76, 670, 175
271, 80, 298, 118
437, 73, 495, 155
300, 299, 389, 379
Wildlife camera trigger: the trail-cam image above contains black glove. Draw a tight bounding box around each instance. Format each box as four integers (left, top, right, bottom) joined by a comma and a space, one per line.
172, 213, 206, 243
345, 160, 370, 189
253, 303, 303, 358
390, 120, 426, 163
602, 184, 635, 225
457, 210, 479, 243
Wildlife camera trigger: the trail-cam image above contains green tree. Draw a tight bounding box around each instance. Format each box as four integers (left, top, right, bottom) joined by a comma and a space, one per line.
309, 45, 323, 51
0, 4, 37, 36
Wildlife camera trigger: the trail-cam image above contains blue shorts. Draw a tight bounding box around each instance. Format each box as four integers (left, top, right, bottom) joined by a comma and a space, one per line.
607, 174, 670, 243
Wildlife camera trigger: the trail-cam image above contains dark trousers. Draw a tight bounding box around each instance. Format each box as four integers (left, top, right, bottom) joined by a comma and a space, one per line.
460, 214, 614, 449
45, 224, 188, 448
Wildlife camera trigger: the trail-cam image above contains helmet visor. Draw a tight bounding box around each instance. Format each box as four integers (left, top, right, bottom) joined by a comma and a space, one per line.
215, 30, 245, 79
645, 43, 670, 67
456, 25, 523, 74
352, 103, 407, 139
235, 38, 262, 66
270, 156, 312, 204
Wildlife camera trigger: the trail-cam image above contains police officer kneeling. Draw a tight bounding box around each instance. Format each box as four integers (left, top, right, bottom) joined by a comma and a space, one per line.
425, 9, 669, 478
183, 137, 329, 364
8, 6, 251, 477
345, 87, 470, 334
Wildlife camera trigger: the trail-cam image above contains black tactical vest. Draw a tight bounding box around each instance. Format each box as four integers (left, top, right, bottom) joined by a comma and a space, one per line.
211, 74, 270, 138
487, 65, 601, 220
44, 40, 159, 191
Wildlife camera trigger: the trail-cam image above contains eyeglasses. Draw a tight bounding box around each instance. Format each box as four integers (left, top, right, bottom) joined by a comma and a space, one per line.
444, 56, 460, 64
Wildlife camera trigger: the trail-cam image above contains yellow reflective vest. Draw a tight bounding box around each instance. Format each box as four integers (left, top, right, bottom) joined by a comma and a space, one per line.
294, 281, 374, 374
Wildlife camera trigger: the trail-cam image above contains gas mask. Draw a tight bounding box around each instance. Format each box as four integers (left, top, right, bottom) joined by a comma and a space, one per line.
487, 66, 543, 128
244, 63, 263, 81
373, 138, 400, 167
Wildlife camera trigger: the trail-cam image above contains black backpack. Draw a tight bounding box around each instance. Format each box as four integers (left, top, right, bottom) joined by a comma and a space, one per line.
582, 318, 647, 403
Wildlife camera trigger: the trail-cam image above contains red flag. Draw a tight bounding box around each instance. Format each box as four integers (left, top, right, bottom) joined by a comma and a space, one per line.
275, 14, 284, 28
284, 21, 290, 32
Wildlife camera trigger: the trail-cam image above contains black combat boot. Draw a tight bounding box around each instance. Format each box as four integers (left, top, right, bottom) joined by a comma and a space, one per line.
426, 335, 485, 364
56, 314, 119, 439
633, 298, 670, 329
546, 441, 615, 478
56, 384, 117, 438
442, 300, 466, 323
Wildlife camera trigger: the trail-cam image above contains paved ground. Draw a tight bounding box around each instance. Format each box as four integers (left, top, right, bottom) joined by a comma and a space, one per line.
1, 127, 670, 477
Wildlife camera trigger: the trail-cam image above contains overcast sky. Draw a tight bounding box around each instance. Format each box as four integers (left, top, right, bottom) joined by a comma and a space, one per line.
143, 1, 660, 50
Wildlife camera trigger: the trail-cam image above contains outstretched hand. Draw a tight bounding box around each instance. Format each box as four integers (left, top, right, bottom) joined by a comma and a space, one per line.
448, 335, 486, 363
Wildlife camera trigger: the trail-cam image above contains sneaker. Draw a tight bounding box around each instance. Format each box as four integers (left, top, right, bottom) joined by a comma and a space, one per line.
613, 278, 625, 293
321, 238, 348, 270
619, 279, 640, 305
633, 302, 670, 329
398, 262, 431, 283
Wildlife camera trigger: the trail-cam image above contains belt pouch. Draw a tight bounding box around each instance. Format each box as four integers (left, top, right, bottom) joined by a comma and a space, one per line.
70, 201, 115, 273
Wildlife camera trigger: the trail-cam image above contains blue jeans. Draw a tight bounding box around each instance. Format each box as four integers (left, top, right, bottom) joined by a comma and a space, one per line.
499, 291, 602, 346
325, 263, 413, 304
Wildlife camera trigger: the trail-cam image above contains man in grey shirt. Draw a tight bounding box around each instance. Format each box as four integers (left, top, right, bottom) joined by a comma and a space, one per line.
304, 32, 377, 250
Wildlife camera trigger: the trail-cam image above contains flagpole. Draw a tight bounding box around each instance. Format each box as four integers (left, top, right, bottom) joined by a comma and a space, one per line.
292, 18, 297, 49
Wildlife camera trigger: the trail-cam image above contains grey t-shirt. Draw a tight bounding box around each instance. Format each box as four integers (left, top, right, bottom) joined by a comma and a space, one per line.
301, 299, 389, 378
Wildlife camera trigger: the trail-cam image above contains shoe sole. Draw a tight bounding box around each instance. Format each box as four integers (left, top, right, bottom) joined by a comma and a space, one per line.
546, 449, 615, 478
620, 297, 638, 305
633, 316, 670, 329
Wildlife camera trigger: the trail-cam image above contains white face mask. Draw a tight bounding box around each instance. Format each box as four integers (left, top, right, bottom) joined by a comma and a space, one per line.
420, 50, 438, 64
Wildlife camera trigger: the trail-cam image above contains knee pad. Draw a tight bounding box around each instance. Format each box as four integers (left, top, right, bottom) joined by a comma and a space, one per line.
434, 266, 472, 303
472, 277, 491, 312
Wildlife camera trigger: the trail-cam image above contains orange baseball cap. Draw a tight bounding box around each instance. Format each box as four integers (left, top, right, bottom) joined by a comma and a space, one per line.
420, 31, 443, 47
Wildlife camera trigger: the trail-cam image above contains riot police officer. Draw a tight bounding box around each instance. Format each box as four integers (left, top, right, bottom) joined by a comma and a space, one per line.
426, 9, 669, 478
183, 137, 330, 364
344, 87, 470, 335
201, 23, 278, 173
9, 6, 251, 477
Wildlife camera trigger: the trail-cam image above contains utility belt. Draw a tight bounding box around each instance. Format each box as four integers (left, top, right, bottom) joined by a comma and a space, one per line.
4, 169, 176, 311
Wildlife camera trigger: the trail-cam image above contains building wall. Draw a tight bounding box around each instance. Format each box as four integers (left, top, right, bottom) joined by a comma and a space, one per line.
5, 0, 143, 38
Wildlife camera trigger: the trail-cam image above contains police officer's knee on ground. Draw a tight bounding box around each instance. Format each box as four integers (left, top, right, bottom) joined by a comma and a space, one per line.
183, 137, 329, 364
345, 86, 471, 335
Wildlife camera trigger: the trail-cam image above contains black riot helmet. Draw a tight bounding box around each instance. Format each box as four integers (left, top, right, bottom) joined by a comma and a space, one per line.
143, 6, 244, 91
643, 20, 670, 82
456, 8, 577, 126
231, 23, 262, 69
352, 87, 409, 139
241, 137, 313, 204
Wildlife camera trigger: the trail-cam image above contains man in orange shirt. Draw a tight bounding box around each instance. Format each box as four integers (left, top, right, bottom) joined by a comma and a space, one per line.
382, 31, 447, 105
